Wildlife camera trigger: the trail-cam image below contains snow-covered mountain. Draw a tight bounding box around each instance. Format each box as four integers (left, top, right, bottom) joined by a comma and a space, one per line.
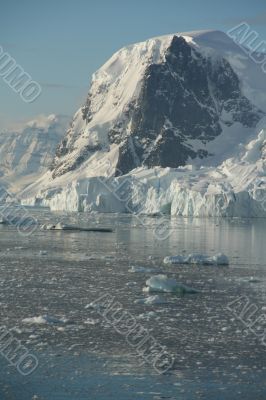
50, 30, 264, 178
20, 30, 266, 217
0, 115, 68, 192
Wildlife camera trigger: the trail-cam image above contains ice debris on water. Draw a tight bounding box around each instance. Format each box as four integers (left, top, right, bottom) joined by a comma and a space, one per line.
134, 295, 167, 305
143, 274, 198, 294
163, 253, 229, 265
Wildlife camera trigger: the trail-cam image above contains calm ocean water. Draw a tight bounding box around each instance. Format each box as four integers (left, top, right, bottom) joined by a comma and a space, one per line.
0, 210, 265, 399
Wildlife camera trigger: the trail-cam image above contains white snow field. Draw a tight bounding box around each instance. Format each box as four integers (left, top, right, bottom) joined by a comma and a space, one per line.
18, 30, 266, 217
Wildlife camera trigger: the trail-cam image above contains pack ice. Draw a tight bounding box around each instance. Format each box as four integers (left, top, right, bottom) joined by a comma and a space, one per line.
164, 253, 229, 265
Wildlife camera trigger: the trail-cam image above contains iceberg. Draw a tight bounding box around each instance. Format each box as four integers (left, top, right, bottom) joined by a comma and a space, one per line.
144, 274, 198, 294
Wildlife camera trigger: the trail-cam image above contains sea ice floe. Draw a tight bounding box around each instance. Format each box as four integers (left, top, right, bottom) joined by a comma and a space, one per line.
134, 295, 167, 305
163, 253, 229, 265
144, 274, 198, 294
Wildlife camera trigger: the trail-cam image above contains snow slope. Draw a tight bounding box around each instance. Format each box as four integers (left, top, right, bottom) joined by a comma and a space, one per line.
19, 30, 266, 217
0, 115, 68, 192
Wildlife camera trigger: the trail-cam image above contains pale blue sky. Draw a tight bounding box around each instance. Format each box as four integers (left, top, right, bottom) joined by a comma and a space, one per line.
1, 0, 266, 131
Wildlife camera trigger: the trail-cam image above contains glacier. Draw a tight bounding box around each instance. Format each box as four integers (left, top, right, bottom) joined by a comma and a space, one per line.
20, 127, 266, 217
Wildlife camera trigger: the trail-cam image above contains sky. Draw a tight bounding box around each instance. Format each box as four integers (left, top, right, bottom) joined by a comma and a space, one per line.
1, 0, 266, 131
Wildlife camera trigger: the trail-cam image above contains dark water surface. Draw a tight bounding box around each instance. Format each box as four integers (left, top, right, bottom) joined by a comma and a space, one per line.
0, 210, 265, 399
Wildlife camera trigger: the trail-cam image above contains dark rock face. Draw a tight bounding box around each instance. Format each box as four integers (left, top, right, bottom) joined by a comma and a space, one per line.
52, 35, 264, 178
110, 36, 263, 175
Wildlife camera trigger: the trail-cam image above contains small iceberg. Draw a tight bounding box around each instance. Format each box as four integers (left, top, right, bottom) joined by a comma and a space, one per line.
144, 274, 198, 295
134, 295, 167, 305
41, 222, 112, 232
164, 253, 229, 266
22, 315, 69, 325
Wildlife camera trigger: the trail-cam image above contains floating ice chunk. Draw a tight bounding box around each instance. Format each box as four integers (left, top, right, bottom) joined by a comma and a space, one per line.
85, 302, 104, 311
247, 276, 261, 283
163, 255, 186, 264
137, 311, 157, 320
164, 253, 229, 265
40, 223, 56, 230
134, 295, 167, 305
41, 223, 112, 232
126, 281, 137, 287
84, 318, 99, 325
40, 222, 67, 230
55, 222, 66, 230
210, 253, 229, 265
129, 266, 155, 273
144, 274, 198, 294
22, 315, 69, 325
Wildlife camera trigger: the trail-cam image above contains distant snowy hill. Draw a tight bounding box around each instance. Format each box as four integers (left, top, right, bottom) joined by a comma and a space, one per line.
20, 30, 266, 217
0, 115, 68, 192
